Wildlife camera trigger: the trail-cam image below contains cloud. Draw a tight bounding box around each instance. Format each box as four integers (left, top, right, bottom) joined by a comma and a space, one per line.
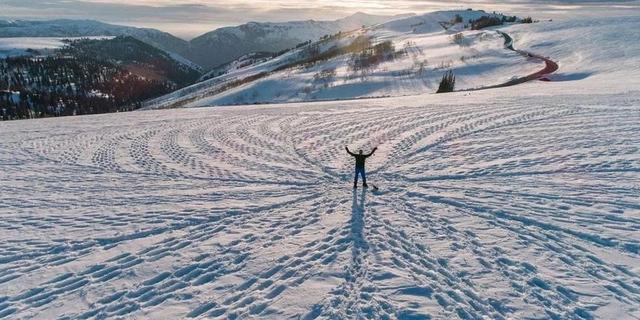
1, 0, 639, 39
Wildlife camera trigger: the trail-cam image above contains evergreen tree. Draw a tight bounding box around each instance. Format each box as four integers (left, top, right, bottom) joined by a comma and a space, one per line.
436, 70, 456, 93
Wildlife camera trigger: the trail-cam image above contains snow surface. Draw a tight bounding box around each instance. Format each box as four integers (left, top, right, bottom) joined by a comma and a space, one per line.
143, 10, 640, 110
1, 9, 640, 320
1, 89, 639, 319
501, 14, 640, 95
195, 29, 538, 107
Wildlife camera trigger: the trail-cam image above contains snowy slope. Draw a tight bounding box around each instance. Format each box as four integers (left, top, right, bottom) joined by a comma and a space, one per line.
143, 10, 541, 109
190, 29, 532, 106
0, 90, 639, 319
500, 14, 640, 95
145, 10, 640, 110
188, 12, 412, 70
198, 52, 274, 82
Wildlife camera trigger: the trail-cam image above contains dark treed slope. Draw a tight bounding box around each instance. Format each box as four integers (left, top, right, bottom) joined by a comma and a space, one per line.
0, 36, 200, 120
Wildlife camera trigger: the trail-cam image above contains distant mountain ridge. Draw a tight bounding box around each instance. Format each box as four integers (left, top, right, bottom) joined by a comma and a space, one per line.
0, 19, 190, 63
187, 12, 412, 70
0, 13, 412, 70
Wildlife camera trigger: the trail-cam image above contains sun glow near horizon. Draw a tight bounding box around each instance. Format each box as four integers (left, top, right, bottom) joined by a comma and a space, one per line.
1, 0, 639, 39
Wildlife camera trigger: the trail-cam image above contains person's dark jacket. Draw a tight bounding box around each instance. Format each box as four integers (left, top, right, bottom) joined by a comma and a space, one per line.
346, 147, 377, 169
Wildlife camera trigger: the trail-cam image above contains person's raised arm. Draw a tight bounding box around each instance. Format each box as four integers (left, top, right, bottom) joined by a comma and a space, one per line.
345, 146, 355, 156
365, 147, 378, 157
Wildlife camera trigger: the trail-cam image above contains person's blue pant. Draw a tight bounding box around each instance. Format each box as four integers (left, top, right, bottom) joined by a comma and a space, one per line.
354, 167, 366, 186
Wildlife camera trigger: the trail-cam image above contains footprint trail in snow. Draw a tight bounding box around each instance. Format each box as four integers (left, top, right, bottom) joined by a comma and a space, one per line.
0, 94, 639, 319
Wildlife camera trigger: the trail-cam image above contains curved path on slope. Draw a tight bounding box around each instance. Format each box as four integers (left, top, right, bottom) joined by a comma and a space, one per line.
0, 94, 639, 319
460, 30, 559, 91
499, 31, 559, 80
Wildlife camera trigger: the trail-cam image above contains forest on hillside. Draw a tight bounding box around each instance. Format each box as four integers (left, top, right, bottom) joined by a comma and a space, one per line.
0, 36, 200, 120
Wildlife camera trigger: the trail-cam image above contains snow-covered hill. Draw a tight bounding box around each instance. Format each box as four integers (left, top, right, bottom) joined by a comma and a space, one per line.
0, 36, 203, 119
143, 10, 640, 110
502, 14, 640, 95
0, 19, 195, 68
198, 52, 275, 82
188, 12, 412, 70
1, 87, 638, 320
0, 14, 411, 73
142, 10, 540, 109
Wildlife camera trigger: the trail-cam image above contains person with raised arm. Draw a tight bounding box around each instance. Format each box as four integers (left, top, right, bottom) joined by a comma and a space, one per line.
345, 146, 377, 189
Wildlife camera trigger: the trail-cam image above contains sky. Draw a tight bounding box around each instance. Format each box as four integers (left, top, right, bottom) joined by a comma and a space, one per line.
1, 0, 638, 39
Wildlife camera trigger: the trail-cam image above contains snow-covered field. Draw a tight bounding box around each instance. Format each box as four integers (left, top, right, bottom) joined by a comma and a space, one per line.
1, 8, 640, 320
1, 90, 639, 319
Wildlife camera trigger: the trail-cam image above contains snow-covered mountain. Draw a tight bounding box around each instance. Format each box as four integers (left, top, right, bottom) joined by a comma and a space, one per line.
188, 12, 413, 70
142, 7, 638, 111
0, 19, 192, 65
142, 10, 536, 109
0, 13, 410, 71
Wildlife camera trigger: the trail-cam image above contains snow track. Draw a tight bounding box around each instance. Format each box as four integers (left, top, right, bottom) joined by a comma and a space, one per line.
0, 93, 639, 319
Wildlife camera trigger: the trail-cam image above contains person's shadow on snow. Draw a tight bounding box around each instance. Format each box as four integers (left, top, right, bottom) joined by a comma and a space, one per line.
351, 189, 368, 250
